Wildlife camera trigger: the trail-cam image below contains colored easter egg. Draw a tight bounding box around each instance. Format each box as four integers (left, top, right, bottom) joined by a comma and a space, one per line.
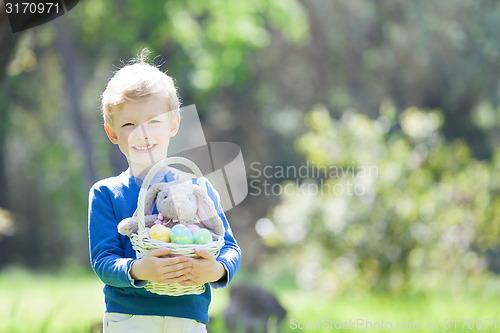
149, 224, 171, 243
193, 229, 213, 244
171, 224, 193, 244
187, 224, 201, 235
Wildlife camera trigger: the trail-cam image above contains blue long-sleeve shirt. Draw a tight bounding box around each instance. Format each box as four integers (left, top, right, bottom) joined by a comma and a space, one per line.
88, 169, 241, 324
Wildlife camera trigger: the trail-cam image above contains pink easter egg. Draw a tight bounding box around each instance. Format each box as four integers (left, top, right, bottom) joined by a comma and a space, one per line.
187, 224, 201, 235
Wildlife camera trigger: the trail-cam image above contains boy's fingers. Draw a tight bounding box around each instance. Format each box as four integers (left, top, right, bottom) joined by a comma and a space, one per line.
179, 279, 196, 286
157, 257, 192, 275
159, 267, 193, 284
194, 248, 213, 259
161, 266, 192, 279
162, 256, 192, 268
161, 256, 189, 266
148, 247, 171, 257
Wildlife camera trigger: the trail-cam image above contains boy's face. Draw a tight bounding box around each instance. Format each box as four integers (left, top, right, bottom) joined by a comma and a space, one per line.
105, 95, 179, 175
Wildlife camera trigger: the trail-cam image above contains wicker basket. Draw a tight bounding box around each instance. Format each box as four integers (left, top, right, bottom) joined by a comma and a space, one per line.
129, 156, 224, 296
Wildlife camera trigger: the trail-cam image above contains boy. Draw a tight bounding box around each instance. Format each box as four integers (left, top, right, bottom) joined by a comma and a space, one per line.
88, 51, 241, 333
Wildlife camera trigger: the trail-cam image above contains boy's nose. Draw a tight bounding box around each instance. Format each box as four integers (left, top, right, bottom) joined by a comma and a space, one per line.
130, 124, 150, 142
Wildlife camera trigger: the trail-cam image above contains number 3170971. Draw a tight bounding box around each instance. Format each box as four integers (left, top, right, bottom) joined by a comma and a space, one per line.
5, 2, 60, 14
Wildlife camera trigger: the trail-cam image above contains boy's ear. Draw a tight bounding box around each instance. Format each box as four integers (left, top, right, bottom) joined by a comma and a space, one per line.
170, 115, 180, 137
104, 123, 119, 144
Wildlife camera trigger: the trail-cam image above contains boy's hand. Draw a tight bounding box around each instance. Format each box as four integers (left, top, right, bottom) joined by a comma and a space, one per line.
179, 248, 226, 286
130, 248, 193, 284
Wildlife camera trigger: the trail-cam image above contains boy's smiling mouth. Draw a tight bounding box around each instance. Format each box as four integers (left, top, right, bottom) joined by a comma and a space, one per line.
133, 144, 156, 152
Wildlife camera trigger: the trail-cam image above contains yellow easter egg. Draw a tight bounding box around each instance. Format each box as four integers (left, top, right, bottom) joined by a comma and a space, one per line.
149, 224, 171, 243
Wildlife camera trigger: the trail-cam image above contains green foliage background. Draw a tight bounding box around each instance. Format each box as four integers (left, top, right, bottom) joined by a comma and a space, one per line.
260, 105, 500, 295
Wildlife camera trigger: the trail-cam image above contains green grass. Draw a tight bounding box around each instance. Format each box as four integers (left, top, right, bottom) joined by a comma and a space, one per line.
276, 290, 500, 332
212, 272, 500, 333
1, 268, 499, 332
0, 267, 104, 333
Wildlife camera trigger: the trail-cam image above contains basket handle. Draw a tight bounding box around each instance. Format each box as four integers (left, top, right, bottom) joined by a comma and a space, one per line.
136, 156, 207, 234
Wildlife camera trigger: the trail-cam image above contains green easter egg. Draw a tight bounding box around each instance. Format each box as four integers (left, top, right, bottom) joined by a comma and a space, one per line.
193, 229, 213, 244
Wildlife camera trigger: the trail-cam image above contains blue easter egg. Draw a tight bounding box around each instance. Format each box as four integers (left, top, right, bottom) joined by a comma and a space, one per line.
170, 225, 193, 244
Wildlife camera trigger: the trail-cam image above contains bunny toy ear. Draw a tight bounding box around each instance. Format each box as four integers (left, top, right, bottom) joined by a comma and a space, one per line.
142, 183, 166, 215
192, 183, 225, 237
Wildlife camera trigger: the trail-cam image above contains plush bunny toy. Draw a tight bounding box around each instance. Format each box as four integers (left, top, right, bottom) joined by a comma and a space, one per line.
118, 180, 225, 239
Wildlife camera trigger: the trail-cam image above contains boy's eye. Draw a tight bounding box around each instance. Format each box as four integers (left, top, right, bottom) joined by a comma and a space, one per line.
121, 123, 134, 127
149, 119, 161, 124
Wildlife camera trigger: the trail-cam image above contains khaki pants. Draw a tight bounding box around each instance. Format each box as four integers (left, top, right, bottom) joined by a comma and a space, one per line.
103, 313, 207, 333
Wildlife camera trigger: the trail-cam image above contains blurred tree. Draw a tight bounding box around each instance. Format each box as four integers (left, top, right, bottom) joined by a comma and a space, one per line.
260, 104, 500, 294
0, 7, 21, 208
256, 0, 500, 158
54, 19, 96, 189
0, 6, 21, 267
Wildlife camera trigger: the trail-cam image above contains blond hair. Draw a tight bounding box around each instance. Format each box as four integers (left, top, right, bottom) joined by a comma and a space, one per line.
101, 49, 180, 126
